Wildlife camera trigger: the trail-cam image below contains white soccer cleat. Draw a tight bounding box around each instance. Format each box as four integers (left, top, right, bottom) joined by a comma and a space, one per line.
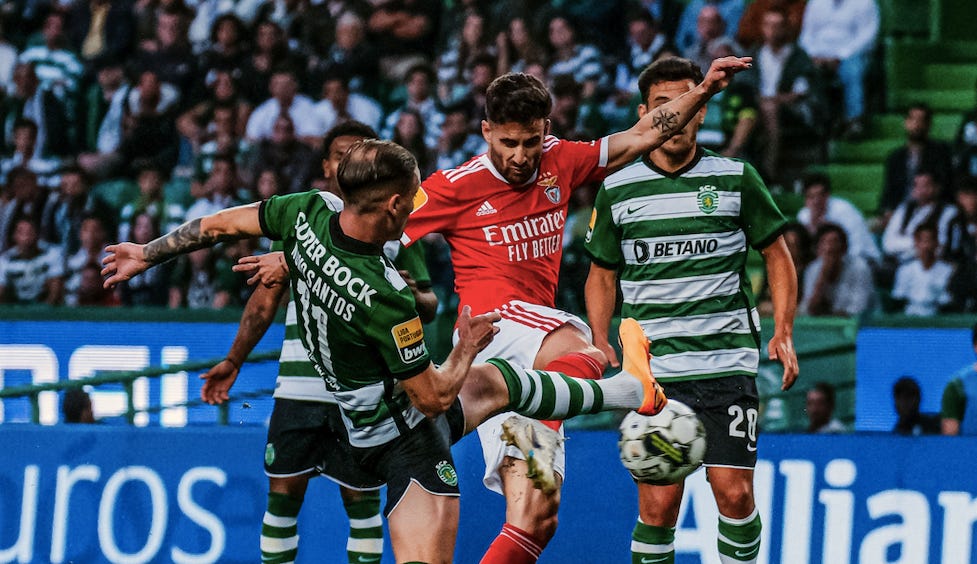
500, 415, 563, 494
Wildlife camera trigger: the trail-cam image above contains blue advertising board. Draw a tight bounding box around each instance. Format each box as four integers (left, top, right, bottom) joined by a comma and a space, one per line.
0, 320, 284, 426
856, 327, 975, 432
1, 427, 976, 564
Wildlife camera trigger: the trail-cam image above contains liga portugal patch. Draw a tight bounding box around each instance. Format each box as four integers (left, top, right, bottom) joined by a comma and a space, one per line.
391, 317, 426, 363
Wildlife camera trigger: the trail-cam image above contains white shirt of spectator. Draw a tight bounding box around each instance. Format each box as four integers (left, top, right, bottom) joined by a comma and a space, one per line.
757, 44, 794, 98
799, 0, 879, 60
799, 253, 875, 317
97, 83, 130, 154
891, 259, 954, 316
246, 95, 326, 141
0, 242, 64, 302
882, 201, 958, 264
797, 195, 881, 263
314, 93, 383, 135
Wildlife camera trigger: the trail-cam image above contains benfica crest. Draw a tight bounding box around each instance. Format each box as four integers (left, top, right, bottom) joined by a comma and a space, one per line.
539, 175, 562, 204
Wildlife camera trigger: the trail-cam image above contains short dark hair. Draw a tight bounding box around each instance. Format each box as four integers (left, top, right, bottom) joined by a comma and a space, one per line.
404, 63, 436, 85
638, 56, 703, 104
802, 172, 832, 194
956, 175, 977, 194
815, 222, 848, 251
337, 139, 417, 208
912, 222, 938, 239
893, 376, 921, 398
485, 72, 552, 124
321, 121, 379, 162
62, 388, 92, 423
812, 381, 836, 407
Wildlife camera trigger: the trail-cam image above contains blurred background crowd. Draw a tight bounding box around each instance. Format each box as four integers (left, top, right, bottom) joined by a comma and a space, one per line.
0, 0, 973, 324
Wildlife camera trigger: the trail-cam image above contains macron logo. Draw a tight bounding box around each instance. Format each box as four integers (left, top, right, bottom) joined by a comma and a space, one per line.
476, 201, 498, 216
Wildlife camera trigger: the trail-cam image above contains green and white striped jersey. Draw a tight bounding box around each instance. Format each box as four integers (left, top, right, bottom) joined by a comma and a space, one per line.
585, 149, 786, 382
271, 193, 433, 405
260, 191, 431, 447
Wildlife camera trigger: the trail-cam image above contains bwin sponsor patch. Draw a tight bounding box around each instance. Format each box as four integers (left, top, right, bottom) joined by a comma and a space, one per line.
392, 317, 426, 363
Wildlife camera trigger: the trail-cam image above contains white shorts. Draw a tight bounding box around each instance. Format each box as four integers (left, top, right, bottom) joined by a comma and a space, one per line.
454, 300, 592, 495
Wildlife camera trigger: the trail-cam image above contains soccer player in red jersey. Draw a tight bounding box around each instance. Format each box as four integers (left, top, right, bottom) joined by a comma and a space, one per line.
401, 56, 752, 563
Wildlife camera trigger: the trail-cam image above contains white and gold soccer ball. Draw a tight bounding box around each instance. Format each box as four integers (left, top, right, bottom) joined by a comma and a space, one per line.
618, 400, 707, 484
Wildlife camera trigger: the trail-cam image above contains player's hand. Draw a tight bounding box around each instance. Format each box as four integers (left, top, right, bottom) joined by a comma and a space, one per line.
101, 243, 150, 288
399, 269, 419, 292
768, 333, 798, 391
456, 305, 500, 354
702, 56, 752, 95
234, 252, 288, 287
594, 338, 620, 368
200, 359, 240, 405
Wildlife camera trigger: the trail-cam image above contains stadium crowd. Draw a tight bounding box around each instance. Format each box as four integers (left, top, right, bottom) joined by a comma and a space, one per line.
0, 0, 973, 319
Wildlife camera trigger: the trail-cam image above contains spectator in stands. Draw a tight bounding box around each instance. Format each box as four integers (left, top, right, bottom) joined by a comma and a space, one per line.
130, 6, 197, 104
188, 0, 264, 49
64, 214, 110, 306
254, 0, 307, 46
82, 55, 129, 154
306, 10, 379, 98
62, 388, 96, 423
1, 63, 72, 158
180, 69, 253, 162
118, 160, 186, 242
890, 224, 954, 316
735, 0, 806, 50
237, 20, 304, 105
436, 8, 495, 106
250, 114, 316, 195
382, 63, 444, 151
254, 168, 284, 200
947, 177, 977, 312
798, 0, 878, 138
196, 14, 249, 80
881, 172, 959, 267
605, 10, 669, 130
390, 107, 435, 178
954, 77, 977, 179
434, 104, 485, 172
545, 14, 606, 100
448, 54, 494, 132
18, 11, 85, 115
68, 0, 136, 64
805, 381, 847, 433
41, 166, 102, 254
0, 167, 46, 253
0, 217, 64, 304
941, 323, 977, 436
634, 0, 683, 43
683, 5, 737, 76
246, 68, 325, 148
116, 211, 173, 306
187, 154, 247, 221
0, 22, 18, 96
744, 8, 823, 182
783, 221, 812, 290
797, 173, 880, 264
168, 248, 232, 309
674, 0, 745, 53
799, 222, 874, 317
548, 74, 606, 142
313, 72, 383, 135
879, 103, 955, 223
892, 376, 941, 436
696, 39, 759, 160
0, 118, 61, 189
367, 0, 441, 82
494, 14, 547, 76
189, 102, 252, 196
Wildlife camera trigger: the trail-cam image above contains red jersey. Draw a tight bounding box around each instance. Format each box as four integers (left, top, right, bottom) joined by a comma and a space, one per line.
403, 135, 608, 315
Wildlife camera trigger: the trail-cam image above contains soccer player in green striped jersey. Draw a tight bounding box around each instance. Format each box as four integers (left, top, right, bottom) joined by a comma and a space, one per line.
197, 122, 436, 564
103, 139, 671, 564
584, 57, 800, 564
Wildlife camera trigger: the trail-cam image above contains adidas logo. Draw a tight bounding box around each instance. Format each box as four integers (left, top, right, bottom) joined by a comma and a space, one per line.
476, 201, 497, 216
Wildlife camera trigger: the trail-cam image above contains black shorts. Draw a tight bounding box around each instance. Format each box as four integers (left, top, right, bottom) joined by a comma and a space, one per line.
265, 398, 383, 490
349, 399, 467, 516
661, 375, 760, 469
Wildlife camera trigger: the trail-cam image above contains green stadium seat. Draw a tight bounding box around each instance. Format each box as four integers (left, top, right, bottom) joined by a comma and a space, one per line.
869, 113, 962, 141
922, 63, 977, 90
893, 88, 973, 113
91, 179, 139, 213
829, 139, 902, 163
164, 177, 193, 209
879, 0, 930, 38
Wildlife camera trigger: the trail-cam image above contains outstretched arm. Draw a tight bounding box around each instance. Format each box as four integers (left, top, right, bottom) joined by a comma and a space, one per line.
605, 56, 752, 171
762, 235, 799, 390
102, 203, 262, 288
200, 282, 287, 404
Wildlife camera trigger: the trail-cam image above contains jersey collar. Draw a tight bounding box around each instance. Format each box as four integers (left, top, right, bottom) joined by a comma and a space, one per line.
329, 214, 383, 256
641, 147, 704, 179
478, 154, 539, 187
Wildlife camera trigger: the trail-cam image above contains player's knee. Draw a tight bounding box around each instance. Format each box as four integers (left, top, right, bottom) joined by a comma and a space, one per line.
715, 484, 754, 516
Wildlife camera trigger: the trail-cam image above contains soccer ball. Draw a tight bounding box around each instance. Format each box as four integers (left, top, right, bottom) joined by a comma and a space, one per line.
618, 401, 707, 484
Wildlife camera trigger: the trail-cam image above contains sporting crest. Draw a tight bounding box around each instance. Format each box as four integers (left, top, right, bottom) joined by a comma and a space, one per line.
697, 185, 718, 214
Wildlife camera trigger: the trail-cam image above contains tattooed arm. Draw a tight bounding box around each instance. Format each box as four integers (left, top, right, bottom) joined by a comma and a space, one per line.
605, 56, 752, 172
102, 203, 262, 288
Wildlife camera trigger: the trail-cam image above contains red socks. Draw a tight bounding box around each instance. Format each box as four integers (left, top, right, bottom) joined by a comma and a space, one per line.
540, 352, 605, 430
480, 523, 544, 564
